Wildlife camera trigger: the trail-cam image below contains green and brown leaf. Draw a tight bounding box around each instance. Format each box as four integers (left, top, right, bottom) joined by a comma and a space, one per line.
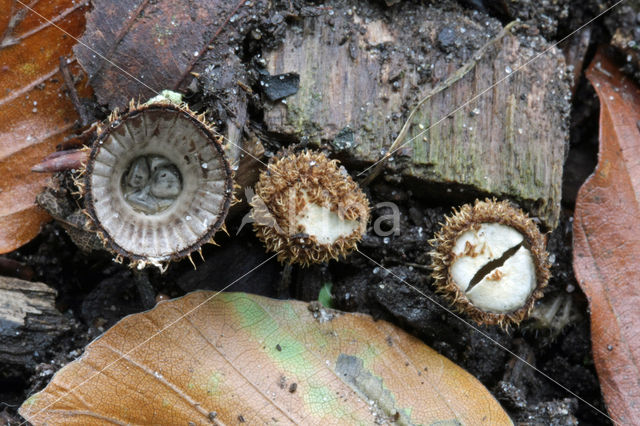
20, 292, 512, 425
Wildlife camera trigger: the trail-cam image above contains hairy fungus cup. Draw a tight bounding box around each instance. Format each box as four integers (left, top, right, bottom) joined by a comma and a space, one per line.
82, 100, 233, 270
251, 150, 369, 266
430, 199, 550, 327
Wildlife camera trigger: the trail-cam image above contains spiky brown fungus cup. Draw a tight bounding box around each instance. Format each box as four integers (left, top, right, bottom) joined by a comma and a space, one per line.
251, 150, 369, 266
82, 100, 233, 271
429, 199, 550, 328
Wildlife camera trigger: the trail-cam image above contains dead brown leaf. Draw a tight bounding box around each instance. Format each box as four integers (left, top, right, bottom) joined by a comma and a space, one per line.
574, 49, 640, 424
74, 0, 251, 110
0, 0, 90, 253
20, 292, 512, 425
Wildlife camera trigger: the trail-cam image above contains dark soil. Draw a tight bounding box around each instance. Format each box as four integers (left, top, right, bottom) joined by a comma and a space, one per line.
1, 0, 629, 424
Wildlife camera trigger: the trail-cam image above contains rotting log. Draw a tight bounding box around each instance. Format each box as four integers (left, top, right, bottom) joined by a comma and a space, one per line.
0, 277, 69, 368
262, 1, 570, 229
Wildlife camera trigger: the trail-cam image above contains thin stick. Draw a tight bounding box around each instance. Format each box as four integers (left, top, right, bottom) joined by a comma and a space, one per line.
360, 21, 519, 186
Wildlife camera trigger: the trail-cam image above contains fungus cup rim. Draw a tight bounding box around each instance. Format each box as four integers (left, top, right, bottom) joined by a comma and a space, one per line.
251, 150, 370, 266
83, 101, 234, 269
429, 198, 550, 328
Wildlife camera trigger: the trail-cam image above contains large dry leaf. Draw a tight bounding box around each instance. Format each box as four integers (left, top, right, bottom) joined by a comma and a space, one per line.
75, 0, 253, 110
0, 0, 89, 253
20, 291, 512, 424
574, 50, 640, 424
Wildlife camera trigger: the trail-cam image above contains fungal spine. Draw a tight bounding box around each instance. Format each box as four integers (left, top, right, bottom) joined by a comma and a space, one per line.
80, 98, 233, 271
430, 198, 550, 327
251, 150, 369, 266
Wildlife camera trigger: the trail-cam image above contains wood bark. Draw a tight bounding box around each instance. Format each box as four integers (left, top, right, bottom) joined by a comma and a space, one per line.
262, 2, 570, 228
0, 277, 69, 367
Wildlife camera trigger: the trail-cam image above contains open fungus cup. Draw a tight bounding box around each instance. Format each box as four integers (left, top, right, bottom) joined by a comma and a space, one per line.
82, 101, 233, 270
251, 150, 370, 266
430, 199, 550, 328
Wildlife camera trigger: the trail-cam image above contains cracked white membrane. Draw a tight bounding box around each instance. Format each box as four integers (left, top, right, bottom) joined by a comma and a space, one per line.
451, 223, 536, 313
294, 193, 360, 245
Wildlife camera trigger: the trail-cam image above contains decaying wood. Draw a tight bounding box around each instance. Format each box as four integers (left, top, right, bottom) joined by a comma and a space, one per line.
262, 2, 570, 229
74, 0, 258, 179
0, 277, 69, 367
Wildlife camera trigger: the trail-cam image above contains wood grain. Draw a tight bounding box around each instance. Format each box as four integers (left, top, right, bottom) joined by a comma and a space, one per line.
262, 3, 570, 228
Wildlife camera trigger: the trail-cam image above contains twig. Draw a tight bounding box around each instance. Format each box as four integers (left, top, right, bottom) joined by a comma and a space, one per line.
360, 20, 520, 186
32, 148, 89, 173
59, 56, 92, 126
